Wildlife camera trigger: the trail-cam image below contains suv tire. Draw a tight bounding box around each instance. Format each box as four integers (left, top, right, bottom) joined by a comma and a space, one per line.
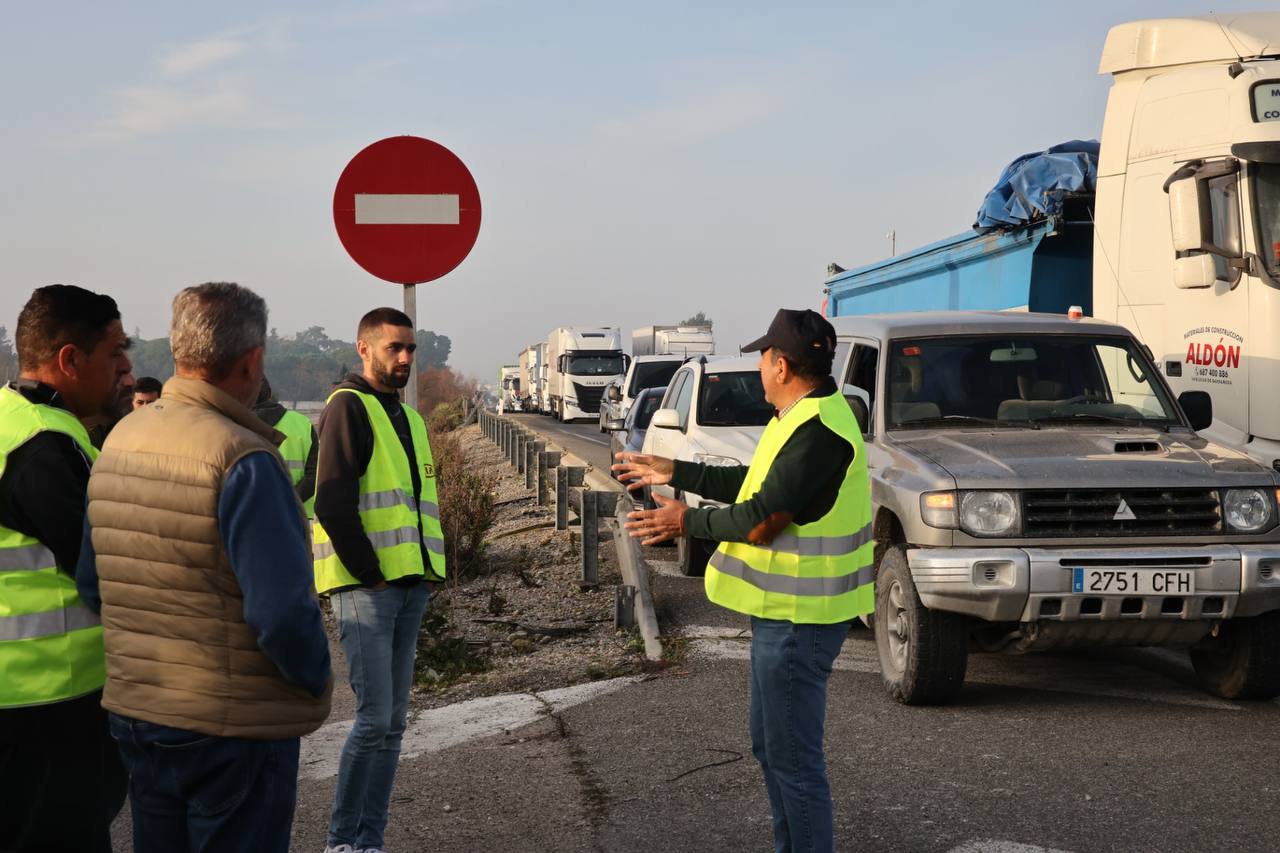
875, 545, 968, 705
1190, 611, 1280, 700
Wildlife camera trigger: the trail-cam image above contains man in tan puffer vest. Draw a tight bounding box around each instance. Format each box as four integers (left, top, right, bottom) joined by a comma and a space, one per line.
77, 282, 332, 853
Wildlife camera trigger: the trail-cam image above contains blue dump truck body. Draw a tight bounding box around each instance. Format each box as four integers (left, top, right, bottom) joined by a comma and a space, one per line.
826, 141, 1098, 320
825, 210, 1094, 319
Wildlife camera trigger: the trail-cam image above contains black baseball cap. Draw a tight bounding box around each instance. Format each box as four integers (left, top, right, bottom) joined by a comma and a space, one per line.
742, 309, 837, 366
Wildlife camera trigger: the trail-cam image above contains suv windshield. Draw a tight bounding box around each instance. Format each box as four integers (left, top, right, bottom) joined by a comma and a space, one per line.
567, 353, 625, 376
885, 334, 1180, 429
698, 371, 773, 427
628, 360, 681, 395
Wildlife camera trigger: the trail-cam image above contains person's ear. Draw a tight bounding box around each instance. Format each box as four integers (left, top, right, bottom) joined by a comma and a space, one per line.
54, 343, 83, 380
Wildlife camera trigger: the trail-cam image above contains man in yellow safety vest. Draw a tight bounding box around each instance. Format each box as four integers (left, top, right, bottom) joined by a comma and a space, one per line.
0, 284, 132, 851
254, 377, 318, 516
313, 307, 445, 853
615, 308, 872, 853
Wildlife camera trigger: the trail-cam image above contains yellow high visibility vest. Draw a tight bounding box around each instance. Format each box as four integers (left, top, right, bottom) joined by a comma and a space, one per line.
276, 409, 315, 518
0, 386, 106, 707
706, 391, 874, 624
312, 389, 445, 593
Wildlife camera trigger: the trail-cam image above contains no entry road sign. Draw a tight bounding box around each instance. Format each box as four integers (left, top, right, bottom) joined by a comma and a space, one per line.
333, 136, 481, 285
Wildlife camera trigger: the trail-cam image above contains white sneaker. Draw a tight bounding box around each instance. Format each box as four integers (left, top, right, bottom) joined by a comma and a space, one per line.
324, 846, 356, 853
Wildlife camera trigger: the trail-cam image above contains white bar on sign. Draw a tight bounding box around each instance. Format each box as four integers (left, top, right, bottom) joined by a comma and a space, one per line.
354, 194, 460, 225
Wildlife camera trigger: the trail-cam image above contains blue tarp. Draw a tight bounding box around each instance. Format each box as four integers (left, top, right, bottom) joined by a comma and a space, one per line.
974, 140, 1100, 230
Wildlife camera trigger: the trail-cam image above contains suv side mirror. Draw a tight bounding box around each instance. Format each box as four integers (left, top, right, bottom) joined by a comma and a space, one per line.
606, 385, 621, 402
1179, 390, 1213, 431
651, 408, 681, 429
848, 396, 870, 434
605, 418, 626, 431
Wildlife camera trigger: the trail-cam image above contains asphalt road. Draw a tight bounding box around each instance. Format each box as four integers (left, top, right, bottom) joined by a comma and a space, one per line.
509, 413, 614, 473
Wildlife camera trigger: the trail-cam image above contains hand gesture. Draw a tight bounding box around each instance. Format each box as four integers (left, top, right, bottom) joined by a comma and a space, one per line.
624, 492, 688, 545
611, 452, 675, 493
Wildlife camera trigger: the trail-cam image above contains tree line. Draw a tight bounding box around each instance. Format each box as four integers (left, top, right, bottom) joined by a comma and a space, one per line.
0, 325, 452, 403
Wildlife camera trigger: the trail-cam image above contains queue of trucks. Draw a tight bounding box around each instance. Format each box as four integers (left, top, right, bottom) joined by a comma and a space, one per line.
503, 325, 715, 421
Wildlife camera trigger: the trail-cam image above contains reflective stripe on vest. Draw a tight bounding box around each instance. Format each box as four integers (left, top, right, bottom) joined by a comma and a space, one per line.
705, 391, 874, 624
275, 409, 314, 517
312, 388, 446, 593
0, 386, 107, 707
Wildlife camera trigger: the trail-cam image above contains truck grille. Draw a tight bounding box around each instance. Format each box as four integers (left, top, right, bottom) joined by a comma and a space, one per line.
572, 383, 605, 414
1022, 488, 1222, 537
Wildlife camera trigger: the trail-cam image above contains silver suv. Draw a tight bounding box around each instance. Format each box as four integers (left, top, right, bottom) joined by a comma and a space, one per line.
830, 311, 1280, 704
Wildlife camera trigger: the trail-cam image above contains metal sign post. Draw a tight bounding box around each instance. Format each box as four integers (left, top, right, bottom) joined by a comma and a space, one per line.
403, 283, 417, 410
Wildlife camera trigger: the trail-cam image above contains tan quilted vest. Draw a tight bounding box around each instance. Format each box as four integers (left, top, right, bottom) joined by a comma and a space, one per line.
87, 376, 332, 739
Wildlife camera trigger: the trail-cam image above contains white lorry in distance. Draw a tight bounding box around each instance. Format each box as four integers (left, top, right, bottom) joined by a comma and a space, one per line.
535, 342, 550, 414
825, 13, 1280, 470
631, 325, 715, 358
498, 365, 521, 413
545, 327, 627, 422
518, 345, 542, 413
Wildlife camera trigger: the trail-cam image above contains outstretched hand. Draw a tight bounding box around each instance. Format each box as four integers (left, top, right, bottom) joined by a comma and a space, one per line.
624, 492, 688, 545
611, 451, 675, 493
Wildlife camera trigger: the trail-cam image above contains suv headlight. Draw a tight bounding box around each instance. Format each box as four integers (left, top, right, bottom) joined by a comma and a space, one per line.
1223, 488, 1275, 532
959, 491, 1020, 537
695, 453, 742, 467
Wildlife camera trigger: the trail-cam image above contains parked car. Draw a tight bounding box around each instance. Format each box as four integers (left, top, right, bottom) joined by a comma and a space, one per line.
642, 356, 773, 576
606, 387, 666, 478
598, 354, 684, 432
828, 310, 1280, 705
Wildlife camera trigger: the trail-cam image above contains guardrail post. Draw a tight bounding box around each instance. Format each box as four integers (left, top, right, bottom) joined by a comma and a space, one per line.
577, 488, 597, 587
498, 419, 506, 453
555, 466, 569, 530
538, 450, 559, 507
514, 431, 526, 469
525, 441, 540, 490
614, 585, 636, 629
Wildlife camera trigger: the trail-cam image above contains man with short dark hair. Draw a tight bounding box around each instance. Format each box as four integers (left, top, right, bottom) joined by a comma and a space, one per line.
314, 306, 445, 853
78, 281, 332, 852
0, 284, 131, 852
615, 308, 872, 853
131, 375, 162, 408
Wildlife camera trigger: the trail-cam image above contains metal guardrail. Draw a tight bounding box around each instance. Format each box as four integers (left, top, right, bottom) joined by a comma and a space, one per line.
475, 409, 663, 660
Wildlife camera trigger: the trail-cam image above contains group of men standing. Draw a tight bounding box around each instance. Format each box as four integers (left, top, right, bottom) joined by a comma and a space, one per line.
1, 281, 871, 853
0, 283, 443, 853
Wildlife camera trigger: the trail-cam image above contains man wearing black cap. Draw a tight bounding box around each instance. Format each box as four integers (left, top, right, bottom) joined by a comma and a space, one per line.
615, 308, 874, 853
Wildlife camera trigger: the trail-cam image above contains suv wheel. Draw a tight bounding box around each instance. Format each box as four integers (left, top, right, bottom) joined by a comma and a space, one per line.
1190, 612, 1280, 700
874, 546, 968, 705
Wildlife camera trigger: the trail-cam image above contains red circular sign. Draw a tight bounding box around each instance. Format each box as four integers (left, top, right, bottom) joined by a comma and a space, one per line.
333, 136, 481, 284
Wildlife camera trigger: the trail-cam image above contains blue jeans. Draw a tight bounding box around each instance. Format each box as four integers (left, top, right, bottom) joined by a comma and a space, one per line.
108, 714, 299, 853
749, 617, 849, 853
328, 581, 431, 850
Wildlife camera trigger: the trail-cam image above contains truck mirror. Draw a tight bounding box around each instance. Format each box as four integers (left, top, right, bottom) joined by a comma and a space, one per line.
1178, 390, 1213, 432
1173, 254, 1217, 289
1168, 178, 1205, 253
606, 385, 622, 402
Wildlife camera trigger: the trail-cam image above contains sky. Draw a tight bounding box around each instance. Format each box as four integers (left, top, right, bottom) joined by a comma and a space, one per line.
0, 0, 1223, 381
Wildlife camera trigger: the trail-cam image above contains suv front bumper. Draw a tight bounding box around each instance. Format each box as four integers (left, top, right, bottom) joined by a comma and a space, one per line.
906, 545, 1280, 623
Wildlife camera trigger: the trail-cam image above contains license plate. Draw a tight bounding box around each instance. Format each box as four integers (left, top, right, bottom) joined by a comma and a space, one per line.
1071, 568, 1195, 595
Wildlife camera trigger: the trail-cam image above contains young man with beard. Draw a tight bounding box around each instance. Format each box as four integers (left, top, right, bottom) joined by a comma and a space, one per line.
313, 307, 446, 853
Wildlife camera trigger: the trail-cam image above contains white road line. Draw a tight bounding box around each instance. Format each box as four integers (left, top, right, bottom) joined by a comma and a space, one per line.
299, 676, 638, 781
354, 193, 460, 225
948, 842, 1073, 853
573, 435, 611, 446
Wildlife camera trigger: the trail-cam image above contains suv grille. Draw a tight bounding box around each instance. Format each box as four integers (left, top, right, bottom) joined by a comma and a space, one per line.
1022, 488, 1222, 537
572, 383, 606, 414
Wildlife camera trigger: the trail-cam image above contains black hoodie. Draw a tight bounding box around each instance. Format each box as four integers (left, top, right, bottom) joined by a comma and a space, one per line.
313, 373, 426, 589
